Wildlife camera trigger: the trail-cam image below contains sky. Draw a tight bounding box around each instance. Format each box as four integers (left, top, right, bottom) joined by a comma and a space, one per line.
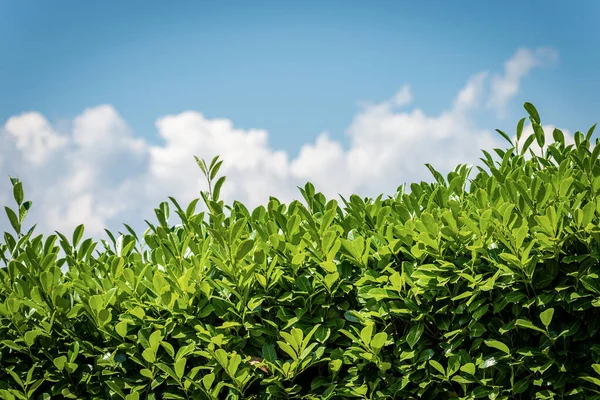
0, 1, 599, 238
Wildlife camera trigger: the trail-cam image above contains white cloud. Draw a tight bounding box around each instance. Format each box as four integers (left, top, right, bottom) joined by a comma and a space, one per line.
4, 112, 68, 166
149, 112, 294, 207
454, 72, 489, 112
0, 47, 563, 238
488, 47, 558, 116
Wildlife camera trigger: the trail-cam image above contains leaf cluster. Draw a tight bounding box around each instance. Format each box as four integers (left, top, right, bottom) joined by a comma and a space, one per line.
1, 104, 600, 399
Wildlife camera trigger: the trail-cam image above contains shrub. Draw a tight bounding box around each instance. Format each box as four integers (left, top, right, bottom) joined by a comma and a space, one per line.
1, 103, 600, 399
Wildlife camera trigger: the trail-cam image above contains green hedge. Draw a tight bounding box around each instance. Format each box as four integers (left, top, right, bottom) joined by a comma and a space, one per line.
1, 103, 600, 399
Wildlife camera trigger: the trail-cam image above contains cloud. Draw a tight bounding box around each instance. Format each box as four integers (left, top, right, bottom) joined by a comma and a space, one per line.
1, 105, 148, 236
487, 47, 558, 116
4, 112, 68, 166
0, 47, 562, 238
149, 112, 294, 207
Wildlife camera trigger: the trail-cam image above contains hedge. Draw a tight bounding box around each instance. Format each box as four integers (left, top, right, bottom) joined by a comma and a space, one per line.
1, 103, 600, 399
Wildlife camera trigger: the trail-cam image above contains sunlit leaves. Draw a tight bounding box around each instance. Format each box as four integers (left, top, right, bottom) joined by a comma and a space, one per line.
2, 104, 600, 398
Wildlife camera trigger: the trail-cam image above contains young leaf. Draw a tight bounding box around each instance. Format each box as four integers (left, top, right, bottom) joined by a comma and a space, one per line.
13, 180, 24, 205
553, 128, 565, 145
142, 348, 156, 363
5, 206, 20, 234
53, 356, 67, 372
115, 320, 129, 338
174, 358, 186, 379
429, 360, 445, 375
524, 102, 541, 124
532, 122, 545, 149
586, 123, 597, 141
484, 339, 510, 354
210, 159, 223, 180
515, 318, 546, 334
72, 224, 84, 247
539, 308, 554, 329
460, 362, 476, 375
194, 156, 207, 175
213, 176, 226, 201
521, 134, 536, 155
516, 117, 526, 141
495, 129, 514, 147
360, 324, 373, 347
370, 332, 388, 350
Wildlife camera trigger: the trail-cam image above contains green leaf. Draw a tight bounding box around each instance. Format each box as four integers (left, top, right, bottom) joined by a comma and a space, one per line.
447, 355, 460, 376
532, 122, 545, 149
24, 329, 42, 347
98, 309, 111, 325
329, 359, 343, 372
262, 343, 277, 363
406, 322, 424, 349
115, 320, 129, 338
320, 260, 337, 273
213, 176, 226, 201
13, 181, 24, 205
360, 324, 373, 347
516, 117, 526, 141
142, 348, 156, 363
235, 239, 254, 262
140, 368, 153, 379
429, 360, 445, 375
495, 129, 513, 147
72, 224, 84, 247
227, 352, 241, 378
582, 202, 596, 227
174, 358, 186, 379
209, 156, 222, 178
324, 272, 339, 289
125, 392, 140, 400
202, 373, 215, 390
460, 362, 476, 375
370, 332, 388, 350
581, 375, 600, 387
53, 356, 67, 372
5, 206, 20, 233
539, 308, 554, 329
553, 128, 565, 144
524, 102, 541, 124
40, 271, 53, 293
291, 327, 304, 350
521, 134, 536, 155
277, 341, 297, 360
149, 330, 163, 350
88, 295, 103, 313
484, 339, 510, 354
586, 123, 597, 141
515, 318, 546, 334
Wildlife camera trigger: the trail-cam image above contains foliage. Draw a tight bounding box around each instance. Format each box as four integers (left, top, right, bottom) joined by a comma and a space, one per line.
1, 103, 600, 399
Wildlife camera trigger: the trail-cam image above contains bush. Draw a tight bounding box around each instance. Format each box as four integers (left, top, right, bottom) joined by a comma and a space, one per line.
1, 103, 600, 399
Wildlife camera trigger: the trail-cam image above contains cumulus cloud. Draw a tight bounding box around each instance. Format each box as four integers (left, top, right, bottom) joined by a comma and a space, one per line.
1, 105, 148, 236
4, 112, 68, 166
0, 47, 563, 238
487, 47, 558, 117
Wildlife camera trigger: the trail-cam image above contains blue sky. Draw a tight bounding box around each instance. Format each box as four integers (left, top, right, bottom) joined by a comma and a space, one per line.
2, 1, 598, 153
0, 1, 599, 236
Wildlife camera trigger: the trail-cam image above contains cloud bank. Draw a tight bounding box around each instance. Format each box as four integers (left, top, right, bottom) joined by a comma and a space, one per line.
0, 47, 565, 238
